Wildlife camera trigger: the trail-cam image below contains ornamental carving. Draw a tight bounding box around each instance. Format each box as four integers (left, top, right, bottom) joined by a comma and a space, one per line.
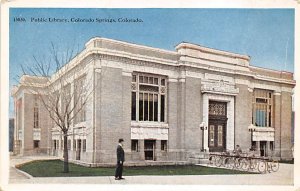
209, 102, 226, 116
131, 83, 137, 91
201, 80, 239, 95
160, 87, 166, 94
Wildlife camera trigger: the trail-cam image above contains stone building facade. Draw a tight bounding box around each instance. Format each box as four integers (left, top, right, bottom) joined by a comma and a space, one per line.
12, 37, 295, 165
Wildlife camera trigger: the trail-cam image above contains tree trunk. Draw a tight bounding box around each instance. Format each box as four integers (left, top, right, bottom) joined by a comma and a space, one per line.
63, 132, 69, 173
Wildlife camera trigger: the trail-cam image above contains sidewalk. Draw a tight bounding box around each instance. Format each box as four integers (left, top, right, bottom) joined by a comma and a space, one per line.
9, 155, 294, 185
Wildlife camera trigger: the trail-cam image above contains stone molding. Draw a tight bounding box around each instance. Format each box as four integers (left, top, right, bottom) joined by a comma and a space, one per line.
131, 121, 169, 128
33, 128, 41, 141
131, 127, 168, 140
201, 80, 239, 96
202, 93, 235, 151
201, 73, 239, 96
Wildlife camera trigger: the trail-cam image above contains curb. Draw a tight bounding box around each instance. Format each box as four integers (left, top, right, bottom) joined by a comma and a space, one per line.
13, 166, 33, 179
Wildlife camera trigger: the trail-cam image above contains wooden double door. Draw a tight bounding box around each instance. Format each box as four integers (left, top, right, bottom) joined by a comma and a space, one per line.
208, 101, 228, 152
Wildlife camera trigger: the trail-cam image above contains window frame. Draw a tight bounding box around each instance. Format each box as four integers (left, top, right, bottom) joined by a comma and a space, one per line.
74, 75, 87, 124
82, 139, 86, 152
33, 95, 39, 129
131, 73, 167, 123
252, 89, 274, 127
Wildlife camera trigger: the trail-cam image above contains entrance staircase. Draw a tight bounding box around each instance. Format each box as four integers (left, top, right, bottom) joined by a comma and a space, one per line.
188, 152, 210, 165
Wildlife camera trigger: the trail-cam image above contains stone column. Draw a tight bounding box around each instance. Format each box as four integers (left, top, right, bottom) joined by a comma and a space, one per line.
155, 140, 161, 161
168, 78, 180, 160
273, 92, 281, 157
202, 94, 209, 151
139, 139, 145, 160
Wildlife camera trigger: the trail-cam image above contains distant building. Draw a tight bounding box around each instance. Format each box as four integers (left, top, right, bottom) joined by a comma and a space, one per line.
11, 37, 295, 165
9, 118, 14, 152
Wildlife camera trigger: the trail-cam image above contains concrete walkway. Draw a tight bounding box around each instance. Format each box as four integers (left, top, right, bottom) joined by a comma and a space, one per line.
9, 155, 294, 185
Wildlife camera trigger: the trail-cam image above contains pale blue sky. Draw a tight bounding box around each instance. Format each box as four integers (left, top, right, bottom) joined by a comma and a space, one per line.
9, 8, 295, 117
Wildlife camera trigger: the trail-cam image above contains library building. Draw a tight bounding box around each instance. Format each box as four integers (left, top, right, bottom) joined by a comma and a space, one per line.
12, 37, 295, 165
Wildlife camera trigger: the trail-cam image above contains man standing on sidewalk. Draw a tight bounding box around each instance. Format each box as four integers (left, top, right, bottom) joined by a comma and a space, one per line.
115, 138, 125, 180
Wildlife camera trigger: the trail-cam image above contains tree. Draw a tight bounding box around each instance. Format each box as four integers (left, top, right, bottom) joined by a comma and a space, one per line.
18, 43, 93, 173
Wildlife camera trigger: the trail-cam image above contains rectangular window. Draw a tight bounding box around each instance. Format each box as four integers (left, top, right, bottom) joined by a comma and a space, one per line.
56, 140, 63, 149
33, 95, 39, 128
217, 125, 223, 146
139, 93, 143, 121
131, 92, 136, 121
33, 140, 40, 148
131, 73, 167, 123
131, 140, 139, 152
144, 93, 149, 121
209, 125, 214, 146
270, 141, 274, 151
74, 76, 87, 124
154, 95, 158, 121
53, 140, 57, 150
161, 140, 167, 151
253, 89, 273, 127
149, 94, 154, 121
161, 95, 165, 122
67, 140, 71, 150
73, 139, 76, 150
132, 75, 136, 82
61, 84, 71, 115
82, 139, 86, 152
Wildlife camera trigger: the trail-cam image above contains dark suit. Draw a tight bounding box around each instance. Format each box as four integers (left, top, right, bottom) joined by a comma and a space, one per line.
115, 145, 125, 178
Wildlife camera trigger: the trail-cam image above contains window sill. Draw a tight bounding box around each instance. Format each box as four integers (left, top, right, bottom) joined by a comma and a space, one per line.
248, 124, 275, 132
131, 121, 169, 128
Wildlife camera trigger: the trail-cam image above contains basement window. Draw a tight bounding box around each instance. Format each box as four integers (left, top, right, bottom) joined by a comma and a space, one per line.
131, 140, 139, 152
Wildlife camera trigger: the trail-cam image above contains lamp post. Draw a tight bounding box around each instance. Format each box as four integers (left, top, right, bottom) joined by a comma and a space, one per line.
248, 124, 255, 151
200, 122, 207, 152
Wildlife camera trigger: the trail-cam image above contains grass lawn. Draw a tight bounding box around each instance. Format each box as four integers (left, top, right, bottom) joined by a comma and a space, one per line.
17, 160, 257, 177
279, 160, 294, 164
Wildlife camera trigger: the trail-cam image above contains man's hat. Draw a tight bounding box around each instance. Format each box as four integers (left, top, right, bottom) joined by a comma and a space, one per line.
119, 138, 124, 143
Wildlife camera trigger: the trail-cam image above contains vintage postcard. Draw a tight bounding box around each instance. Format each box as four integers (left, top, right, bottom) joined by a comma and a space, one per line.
0, 0, 299, 191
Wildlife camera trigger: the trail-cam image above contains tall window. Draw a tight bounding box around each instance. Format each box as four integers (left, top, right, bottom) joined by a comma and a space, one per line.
209, 125, 214, 146
74, 76, 86, 124
73, 140, 76, 150
131, 73, 167, 122
82, 139, 86, 152
62, 84, 71, 115
67, 140, 71, 150
16, 98, 23, 139
252, 89, 273, 127
33, 95, 39, 128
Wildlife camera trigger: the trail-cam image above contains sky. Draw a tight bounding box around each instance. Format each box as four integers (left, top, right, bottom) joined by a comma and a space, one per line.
9, 8, 295, 117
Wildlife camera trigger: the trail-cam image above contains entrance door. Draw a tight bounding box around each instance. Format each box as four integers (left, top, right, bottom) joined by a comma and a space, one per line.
260, 141, 267, 157
208, 101, 227, 152
144, 140, 155, 160
76, 139, 81, 160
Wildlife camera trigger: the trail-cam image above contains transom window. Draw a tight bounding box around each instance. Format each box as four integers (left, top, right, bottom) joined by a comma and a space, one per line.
209, 101, 226, 116
252, 89, 273, 127
131, 73, 167, 122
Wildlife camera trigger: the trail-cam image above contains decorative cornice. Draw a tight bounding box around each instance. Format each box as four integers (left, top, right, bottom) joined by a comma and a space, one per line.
175, 42, 250, 61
